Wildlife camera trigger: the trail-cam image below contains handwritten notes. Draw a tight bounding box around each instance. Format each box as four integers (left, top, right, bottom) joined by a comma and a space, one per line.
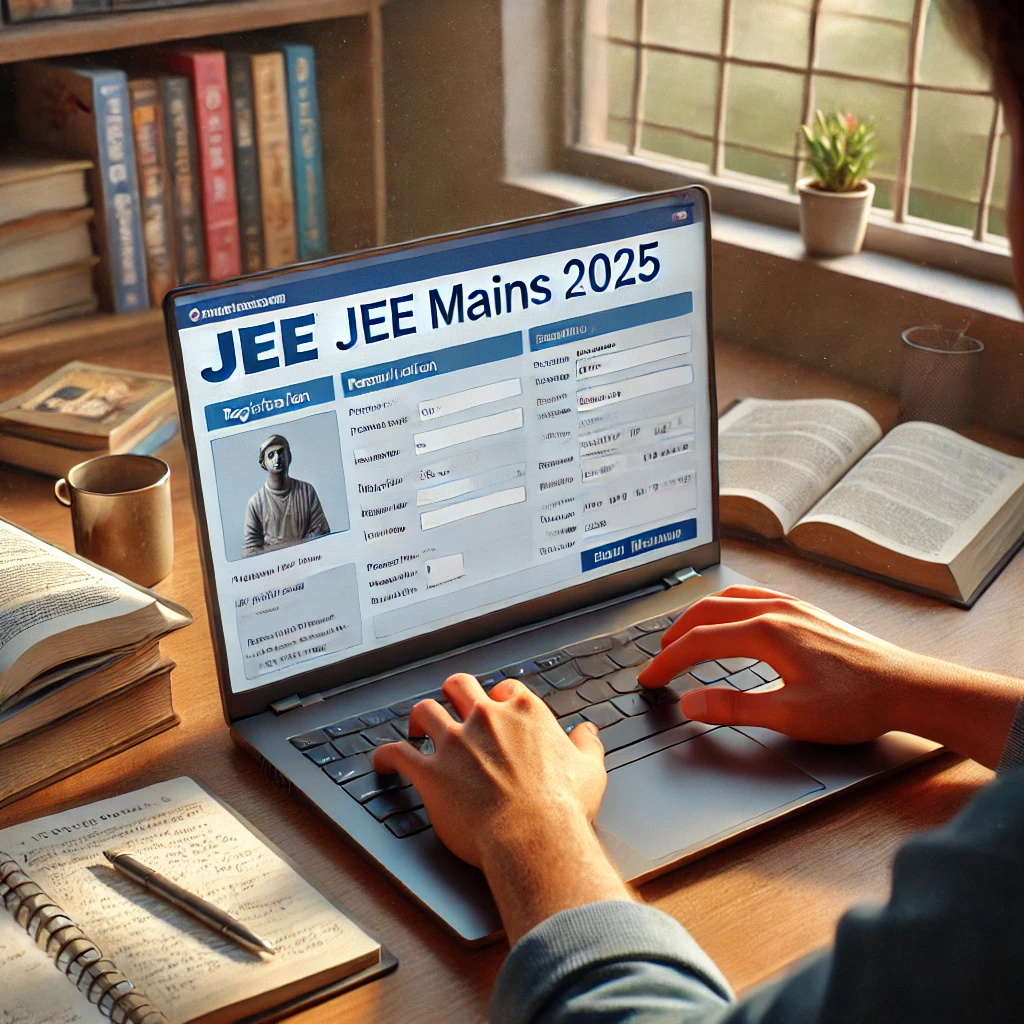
0, 778, 379, 1024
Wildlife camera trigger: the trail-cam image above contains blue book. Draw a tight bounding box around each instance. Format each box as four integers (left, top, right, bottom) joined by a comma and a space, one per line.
130, 416, 179, 456
16, 63, 149, 313
280, 44, 329, 262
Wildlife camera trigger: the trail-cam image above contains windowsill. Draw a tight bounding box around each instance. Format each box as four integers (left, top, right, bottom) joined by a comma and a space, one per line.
505, 170, 1023, 325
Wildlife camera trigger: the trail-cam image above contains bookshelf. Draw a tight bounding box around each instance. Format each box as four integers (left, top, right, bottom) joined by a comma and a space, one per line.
0, 0, 387, 368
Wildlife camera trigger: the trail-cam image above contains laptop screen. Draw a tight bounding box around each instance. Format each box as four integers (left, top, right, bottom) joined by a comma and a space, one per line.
170, 191, 714, 697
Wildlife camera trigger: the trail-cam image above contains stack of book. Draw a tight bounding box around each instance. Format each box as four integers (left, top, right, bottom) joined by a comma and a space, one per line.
0, 361, 179, 477
2, 1, 230, 23
0, 154, 98, 335
0, 516, 192, 808
13, 42, 329, 316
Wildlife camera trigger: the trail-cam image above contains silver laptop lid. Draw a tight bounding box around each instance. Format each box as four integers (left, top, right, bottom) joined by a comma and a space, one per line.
165, 188, 719, 722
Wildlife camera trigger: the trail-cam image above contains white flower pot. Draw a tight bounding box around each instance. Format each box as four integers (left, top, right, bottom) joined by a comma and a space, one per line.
797, 177, 875, 257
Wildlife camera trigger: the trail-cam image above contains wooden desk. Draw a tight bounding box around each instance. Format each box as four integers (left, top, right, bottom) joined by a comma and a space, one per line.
1, 340, 1019, 1022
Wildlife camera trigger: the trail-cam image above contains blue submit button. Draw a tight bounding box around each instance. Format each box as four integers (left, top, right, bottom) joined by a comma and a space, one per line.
580, 518, 697, 573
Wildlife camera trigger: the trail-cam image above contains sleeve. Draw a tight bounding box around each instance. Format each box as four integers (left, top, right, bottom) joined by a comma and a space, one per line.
996, 699, 1024, 775
303, 484, 330, 538
241, 493, 265, 557
492, 769, 1024, 1024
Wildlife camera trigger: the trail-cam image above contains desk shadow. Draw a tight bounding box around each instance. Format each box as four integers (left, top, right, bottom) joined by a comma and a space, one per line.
86, 864, 258, 964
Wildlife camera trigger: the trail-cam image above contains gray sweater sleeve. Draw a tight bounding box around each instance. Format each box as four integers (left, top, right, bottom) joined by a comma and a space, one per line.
996, 699, 1024, 775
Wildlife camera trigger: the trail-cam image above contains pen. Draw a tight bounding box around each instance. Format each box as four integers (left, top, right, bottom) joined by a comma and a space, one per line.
102, 849, 276, 956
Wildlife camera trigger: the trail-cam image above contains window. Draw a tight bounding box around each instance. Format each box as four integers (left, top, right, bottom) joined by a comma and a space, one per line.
576, 0, 1010, 246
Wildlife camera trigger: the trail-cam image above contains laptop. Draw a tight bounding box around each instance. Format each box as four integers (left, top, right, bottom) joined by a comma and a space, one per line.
165, 187, 938, 946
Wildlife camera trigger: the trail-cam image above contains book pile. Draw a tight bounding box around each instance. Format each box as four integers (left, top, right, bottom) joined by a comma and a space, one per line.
0, 154, 99, 336
13, 42, 329, 317
2, 1, 231, 24
0, 516, 192, 808
0, 361, 179, 477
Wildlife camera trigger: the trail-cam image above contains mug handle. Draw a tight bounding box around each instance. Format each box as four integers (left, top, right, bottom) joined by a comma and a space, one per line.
54, 479, 72, 507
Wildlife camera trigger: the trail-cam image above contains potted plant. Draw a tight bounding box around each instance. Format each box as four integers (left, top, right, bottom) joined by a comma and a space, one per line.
798, 109, 877, 257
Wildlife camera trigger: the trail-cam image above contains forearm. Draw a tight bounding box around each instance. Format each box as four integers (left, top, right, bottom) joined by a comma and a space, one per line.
885, 649, 1024, 769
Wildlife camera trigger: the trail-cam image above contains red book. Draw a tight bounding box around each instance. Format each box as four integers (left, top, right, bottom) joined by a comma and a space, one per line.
154, 48, 241, 281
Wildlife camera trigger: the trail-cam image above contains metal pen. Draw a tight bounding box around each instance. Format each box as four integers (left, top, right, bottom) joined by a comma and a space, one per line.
102, 849, 276, 955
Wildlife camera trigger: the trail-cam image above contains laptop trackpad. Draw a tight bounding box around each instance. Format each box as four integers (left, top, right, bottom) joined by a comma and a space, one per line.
596, 727, 825, 862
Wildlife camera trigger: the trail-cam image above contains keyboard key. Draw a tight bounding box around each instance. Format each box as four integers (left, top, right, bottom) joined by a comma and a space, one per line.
575, 653, 618, 679
361, 724, 404, 746
577, 679, 616, 704
636, 616, 675, 633
727, 668, 767, 691
752, 661, 781, 682
392, 715, 411, 738
359, 708, 395, 728
323, 716, 364, 739
343, 771, 409, 803
634, 631, 666, 657
598, 703, 689, 753
332, 733, 374, 758
608, 644, 647, 669
607, 667, 642, 694
535, 650, 572, 671
581, 701, 624, 729
384, 808, 431, 838
389, 694, 429, 716
365, 788, 424, 821
717, 657, 759, 673
564, 637, 613, 657
611, 692, 649, 717
502, 660, 539, 678
544, 689, 589, 717
290, 730, 327, 750
690, 661, 730, 683
323, 753, 373, 783
541, 663, 586, 690
559, 713, 586, 734
609, 626, 645, 645
304, 744, 342, 767
476, 671, 504, 688
666, 673, 704, 699
640, 686, 677, 706
408, 735, 435, 755
522, 674, 556, 699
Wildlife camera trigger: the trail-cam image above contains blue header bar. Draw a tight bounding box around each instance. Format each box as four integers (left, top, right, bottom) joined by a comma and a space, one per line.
529, 292, 692, 352
340, 331, 522, 398
204, 375, 335, 431
174, 200, 699, 331
580, 518, 697, 573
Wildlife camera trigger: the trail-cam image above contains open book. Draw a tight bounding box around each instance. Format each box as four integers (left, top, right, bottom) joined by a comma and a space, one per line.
0, 778, 393, 1024
719, 398, 1024, 606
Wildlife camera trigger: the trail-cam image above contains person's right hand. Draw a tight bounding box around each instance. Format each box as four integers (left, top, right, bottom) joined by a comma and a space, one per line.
637, 584, 931, 745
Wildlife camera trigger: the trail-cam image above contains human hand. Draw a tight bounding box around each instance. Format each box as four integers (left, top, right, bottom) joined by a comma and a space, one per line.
637, 584, 922, 745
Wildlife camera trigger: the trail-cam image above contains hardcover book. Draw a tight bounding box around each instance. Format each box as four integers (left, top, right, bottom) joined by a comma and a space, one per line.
0, 153, 91, 225
159, 75, 208, 286
153, 48, 241, 281
250, 50, 298, 269
129, 77, 178, 305
3, 0, 108, 22
282, 43, 329, 261
15, 63, 149, 313
0, 261, 98, 335
226, 52, 265, 274
0, 208, 94, 284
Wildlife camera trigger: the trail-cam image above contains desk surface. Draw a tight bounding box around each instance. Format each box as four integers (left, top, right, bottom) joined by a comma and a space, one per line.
1, 340, 1019, 1023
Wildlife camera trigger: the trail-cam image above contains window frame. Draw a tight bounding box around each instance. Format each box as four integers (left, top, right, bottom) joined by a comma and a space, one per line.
556, 0, 1013, 285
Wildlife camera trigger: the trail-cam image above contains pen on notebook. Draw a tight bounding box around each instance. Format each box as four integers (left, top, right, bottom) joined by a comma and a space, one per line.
103, 849, 276, 956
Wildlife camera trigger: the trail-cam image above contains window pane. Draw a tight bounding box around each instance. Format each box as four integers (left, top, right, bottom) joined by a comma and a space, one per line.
641, 125, 714, 168
608, 40, 637, 122
608, 0, 637, 41
815, 1, 912, 83
607, 116, 632, 148
987, 129, 1012, 237
919, 2, 990, 91
909, 91, 992, 228
725, 64, 804, 156
643, 49, 720, 137
646, 0, 722, 55
732, 0, 812, 68
724, 147, 793, 185
811, 76, 905, 206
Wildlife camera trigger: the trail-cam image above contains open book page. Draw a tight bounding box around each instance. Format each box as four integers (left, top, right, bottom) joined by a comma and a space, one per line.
719, 398, 883, 535
0, 910, 90, 1024
0, 778, 380, 1024
0, 519, 189, 703
794, 422, 1024, 564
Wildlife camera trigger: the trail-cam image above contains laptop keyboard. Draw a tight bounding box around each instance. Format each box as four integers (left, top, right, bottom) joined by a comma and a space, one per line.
288, 611, 780, 839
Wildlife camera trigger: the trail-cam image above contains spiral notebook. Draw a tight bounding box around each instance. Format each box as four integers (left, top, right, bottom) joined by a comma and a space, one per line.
0, 778, 395, 1024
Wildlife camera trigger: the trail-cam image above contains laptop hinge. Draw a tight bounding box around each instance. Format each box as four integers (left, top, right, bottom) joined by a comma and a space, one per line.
663, 566, 699, 587
270, 692, 325, 715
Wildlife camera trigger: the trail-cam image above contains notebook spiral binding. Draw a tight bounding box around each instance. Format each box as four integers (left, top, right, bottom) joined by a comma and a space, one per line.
0, 853, 169, 1024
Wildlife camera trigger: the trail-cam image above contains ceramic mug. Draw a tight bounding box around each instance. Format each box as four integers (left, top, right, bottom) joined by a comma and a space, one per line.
55, 454, 173, 587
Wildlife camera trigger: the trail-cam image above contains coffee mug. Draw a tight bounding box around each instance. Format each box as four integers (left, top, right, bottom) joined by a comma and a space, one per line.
55, 454, 173, 588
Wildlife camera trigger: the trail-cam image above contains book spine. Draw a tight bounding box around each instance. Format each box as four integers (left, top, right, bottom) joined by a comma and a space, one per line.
226, 54, 265, 275
282, 44, 329, 262
4, 1, 109, 22
251, 52, 298, 270
92, 71, 150, 313
160, 76, 208, 285
129, 79, 177, 306
162, 50, 241, 281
